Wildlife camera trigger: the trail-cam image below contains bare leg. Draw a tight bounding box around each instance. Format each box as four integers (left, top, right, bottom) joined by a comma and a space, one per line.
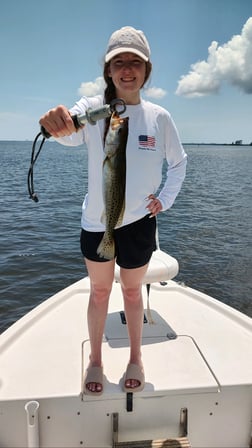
84, 258, 115, 393
120, 263, 149, 388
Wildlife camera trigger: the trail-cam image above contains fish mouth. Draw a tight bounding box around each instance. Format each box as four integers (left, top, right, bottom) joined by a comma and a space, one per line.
111, 112, 126, 129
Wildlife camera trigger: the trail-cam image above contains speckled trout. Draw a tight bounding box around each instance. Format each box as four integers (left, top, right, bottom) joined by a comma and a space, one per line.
97, 112, 129, 260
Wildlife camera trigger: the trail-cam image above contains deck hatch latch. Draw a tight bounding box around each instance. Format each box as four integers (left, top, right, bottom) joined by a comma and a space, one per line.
126, 392, 133, 412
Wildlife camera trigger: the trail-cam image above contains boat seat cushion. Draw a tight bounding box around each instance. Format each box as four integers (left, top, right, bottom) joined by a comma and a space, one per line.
114, 250, 179, 284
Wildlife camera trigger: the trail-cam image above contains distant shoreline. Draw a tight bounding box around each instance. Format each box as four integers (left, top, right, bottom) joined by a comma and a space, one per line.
183, 143, 252, 146
0, 140, 251, 147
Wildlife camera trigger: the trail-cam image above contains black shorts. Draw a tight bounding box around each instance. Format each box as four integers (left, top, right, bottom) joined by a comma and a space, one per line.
80, 214, 156, 269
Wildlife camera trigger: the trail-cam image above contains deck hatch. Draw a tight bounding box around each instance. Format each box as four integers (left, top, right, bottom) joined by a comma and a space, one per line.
105, 310, 177, 346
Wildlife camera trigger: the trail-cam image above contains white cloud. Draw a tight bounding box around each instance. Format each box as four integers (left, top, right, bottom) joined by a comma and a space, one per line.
144, 86, 167, 99
78, 77, 105, 96
176, 17, 252, 97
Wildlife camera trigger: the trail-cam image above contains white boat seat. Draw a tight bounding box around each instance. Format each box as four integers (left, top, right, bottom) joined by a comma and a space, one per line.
114, 249, 179, 284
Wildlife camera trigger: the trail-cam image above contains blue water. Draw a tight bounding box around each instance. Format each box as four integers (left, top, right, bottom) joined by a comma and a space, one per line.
0, 140, 251, 333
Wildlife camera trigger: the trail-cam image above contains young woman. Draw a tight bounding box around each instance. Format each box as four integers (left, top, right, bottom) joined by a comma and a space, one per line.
39, 26, 187, 395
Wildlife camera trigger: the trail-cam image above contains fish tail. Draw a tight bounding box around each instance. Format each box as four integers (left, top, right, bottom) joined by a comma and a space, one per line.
97, 232, 115, 260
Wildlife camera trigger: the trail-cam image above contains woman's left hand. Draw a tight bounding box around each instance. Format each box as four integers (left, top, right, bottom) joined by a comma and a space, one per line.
146, 194, 163, 217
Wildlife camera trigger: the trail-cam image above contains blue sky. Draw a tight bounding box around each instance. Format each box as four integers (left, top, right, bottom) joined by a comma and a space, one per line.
0, 0, 251, 143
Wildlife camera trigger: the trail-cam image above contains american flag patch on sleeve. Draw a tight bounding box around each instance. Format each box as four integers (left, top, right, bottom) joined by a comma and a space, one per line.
138, 135, 156, 147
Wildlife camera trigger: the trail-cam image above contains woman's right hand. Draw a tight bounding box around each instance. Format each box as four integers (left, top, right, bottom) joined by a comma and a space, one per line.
39, 105, 77, 138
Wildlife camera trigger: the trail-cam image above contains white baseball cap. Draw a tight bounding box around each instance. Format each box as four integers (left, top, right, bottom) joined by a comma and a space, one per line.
105, 26, 151, 63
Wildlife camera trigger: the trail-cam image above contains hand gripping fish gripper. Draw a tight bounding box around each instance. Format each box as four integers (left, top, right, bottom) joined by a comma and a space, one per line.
40, 98, 126, 138
28, 99, 126, 202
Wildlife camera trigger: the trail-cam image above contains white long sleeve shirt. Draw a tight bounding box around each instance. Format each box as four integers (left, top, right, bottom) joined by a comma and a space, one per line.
56, 95, 187, 232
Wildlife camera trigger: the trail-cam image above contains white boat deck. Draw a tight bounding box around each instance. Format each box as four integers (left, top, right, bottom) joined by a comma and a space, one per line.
1, 277, 251, 401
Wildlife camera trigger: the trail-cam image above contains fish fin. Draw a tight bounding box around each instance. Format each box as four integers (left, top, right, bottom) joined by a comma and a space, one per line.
116, 201, 125, 227
97, 233, 115, 260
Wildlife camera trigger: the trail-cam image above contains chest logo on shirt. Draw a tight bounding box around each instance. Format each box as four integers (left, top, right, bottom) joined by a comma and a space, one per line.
138, 134, 156, 151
